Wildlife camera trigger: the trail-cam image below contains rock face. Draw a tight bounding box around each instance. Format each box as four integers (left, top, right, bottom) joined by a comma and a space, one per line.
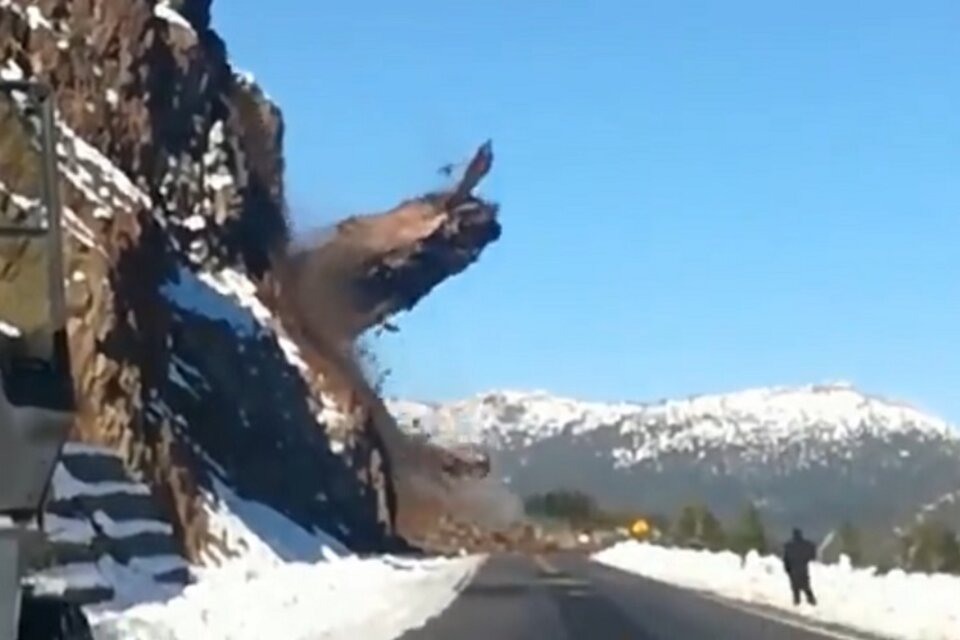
391, 384, 960, 539
0, 0, 502, 587
0, 0, 396, 563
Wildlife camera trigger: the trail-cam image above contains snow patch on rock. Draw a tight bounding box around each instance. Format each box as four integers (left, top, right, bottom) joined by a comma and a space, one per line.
52, 465, 151, 500
161, 266, 261, 337
162, 265, 347, 429
154, 2, 195, 34
201, 477, 348, 567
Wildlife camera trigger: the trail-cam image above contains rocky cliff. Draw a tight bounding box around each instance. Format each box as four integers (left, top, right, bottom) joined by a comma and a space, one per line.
0, 0, 501, 598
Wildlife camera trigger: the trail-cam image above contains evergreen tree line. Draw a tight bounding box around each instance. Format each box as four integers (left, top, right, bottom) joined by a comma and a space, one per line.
898, 520, 960, 574
658, 501, 960, 575
667, 501, 770, 557
524, 489, 626, 528
524, 490, 599, 525
524, 489, 960, 574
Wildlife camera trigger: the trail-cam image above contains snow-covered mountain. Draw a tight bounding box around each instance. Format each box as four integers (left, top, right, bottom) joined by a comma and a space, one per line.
389, 384, 960, 537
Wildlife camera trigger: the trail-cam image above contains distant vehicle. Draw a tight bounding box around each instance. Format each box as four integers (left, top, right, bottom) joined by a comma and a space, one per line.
0, 79, 88, 639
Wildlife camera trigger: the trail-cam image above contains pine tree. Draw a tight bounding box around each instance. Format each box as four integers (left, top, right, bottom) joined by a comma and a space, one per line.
730, 503, 768, 557
523, 489, 599, 526
902, 521, 952, 573
700, 508, 727, 551
935, 528, 960, 574
674, 504, 700, 544
838, 521, 864, 566
646, 513, 671, 540
673, 501, 726, 550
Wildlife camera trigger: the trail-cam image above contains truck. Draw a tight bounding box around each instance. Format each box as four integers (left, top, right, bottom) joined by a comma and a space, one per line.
1, 79, 93, 639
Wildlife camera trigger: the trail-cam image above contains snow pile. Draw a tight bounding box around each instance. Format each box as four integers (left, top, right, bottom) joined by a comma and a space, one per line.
28, 557, 178, 607
594, 541, 960, 640
87, 554, 480, 640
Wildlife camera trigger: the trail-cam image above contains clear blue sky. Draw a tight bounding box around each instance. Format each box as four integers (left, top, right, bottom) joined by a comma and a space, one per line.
214, 1, 959, 422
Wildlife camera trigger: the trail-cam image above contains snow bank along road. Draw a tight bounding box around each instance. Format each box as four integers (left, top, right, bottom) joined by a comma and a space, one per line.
595, 542, 959, 640
86, 554, 482, 640
399, 553, 885, 640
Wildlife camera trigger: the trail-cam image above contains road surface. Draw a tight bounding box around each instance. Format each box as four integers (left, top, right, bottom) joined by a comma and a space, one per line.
400, 553, 876, 640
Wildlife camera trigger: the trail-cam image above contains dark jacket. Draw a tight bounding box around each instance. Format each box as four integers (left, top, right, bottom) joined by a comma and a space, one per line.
783, 536, 815, 578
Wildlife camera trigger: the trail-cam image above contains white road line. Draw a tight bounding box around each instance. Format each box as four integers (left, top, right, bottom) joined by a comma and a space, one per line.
698, 591, 880, 640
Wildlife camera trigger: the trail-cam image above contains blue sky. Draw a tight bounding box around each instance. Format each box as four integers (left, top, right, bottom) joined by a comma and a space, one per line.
214, 1, 959, 422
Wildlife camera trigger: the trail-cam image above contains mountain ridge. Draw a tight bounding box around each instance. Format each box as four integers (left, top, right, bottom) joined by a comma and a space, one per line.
390, 381, 957, 444
392, 380, 948, 420
389, 382, 960, 539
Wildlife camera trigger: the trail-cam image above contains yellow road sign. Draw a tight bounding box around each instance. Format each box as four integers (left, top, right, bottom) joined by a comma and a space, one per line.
630, 519, 650, 537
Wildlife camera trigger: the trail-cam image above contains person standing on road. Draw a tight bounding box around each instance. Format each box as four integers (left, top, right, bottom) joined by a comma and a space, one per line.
783, 528, 817, 606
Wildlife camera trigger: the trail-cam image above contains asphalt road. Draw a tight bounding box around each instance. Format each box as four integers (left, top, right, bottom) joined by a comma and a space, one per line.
400, 553, 875, 640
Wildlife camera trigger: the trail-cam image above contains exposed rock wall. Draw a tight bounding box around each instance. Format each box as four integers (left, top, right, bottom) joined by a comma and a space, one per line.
1, 0, 503, 565
0, 0, 395, 562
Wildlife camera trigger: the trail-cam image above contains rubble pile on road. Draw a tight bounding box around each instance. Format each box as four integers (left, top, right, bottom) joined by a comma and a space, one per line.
415, 516, 627, 555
